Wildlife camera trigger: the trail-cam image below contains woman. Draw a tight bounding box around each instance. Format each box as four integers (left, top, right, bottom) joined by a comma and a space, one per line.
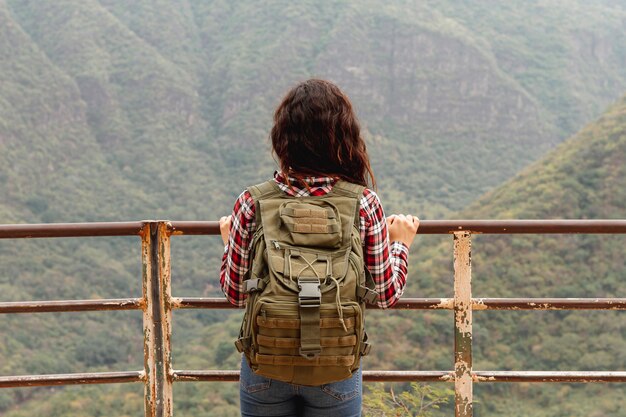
219, 79, 419, 417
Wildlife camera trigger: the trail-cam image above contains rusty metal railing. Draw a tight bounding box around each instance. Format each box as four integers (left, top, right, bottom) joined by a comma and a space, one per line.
1, 220, 626, 417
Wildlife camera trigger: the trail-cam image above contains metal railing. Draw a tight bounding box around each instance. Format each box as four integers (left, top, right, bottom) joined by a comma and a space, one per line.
1, 220, 626, 417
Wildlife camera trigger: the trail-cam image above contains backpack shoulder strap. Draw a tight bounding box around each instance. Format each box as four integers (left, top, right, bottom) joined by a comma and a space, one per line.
333, 181, 380, 306
248, 180, 283, 201
247, 179, 284, 224
331, 180, 365, 198
332, 180, 365, 230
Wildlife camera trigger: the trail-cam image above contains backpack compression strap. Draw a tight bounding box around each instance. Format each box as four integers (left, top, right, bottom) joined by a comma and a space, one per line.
333, 181, 379, 305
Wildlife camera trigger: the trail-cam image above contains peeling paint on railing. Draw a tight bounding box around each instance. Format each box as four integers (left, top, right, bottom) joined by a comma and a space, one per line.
454, 232, 473, 417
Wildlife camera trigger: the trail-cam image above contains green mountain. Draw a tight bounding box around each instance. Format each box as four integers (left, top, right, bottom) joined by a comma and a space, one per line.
1, 1, 626, 416
2, 0, 626, 222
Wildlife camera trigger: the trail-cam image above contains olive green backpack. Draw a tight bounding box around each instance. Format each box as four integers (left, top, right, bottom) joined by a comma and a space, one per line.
234, 179, 378, 386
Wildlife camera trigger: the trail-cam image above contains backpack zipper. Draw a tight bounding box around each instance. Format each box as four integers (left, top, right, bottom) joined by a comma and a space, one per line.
270, 239, 348, 257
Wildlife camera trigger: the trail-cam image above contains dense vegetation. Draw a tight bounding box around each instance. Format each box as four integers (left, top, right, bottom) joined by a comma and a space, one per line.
1, 1, 625, 416
407, 95, 626, 416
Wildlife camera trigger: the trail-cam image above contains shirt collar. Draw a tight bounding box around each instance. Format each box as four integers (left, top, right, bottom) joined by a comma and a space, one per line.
273, 171, 337, 196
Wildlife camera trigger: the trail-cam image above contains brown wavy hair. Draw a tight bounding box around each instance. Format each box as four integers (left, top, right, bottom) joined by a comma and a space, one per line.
270, 79, 376, 189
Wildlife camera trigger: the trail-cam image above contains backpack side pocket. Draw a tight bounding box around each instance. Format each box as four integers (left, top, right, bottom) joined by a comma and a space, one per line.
236, 228, 268, 365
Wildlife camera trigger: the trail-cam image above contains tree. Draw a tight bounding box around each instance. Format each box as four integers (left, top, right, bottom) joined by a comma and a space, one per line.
363, 382, 453, 417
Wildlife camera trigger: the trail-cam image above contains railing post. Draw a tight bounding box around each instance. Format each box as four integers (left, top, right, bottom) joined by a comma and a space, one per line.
142, 221, 174, 417
454, 231, 473, 417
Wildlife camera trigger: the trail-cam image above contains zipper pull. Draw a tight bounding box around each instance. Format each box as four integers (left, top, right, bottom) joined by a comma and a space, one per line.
272, 240, 281, 250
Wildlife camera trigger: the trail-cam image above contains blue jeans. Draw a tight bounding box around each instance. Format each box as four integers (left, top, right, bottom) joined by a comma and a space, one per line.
240, 357, 362, 417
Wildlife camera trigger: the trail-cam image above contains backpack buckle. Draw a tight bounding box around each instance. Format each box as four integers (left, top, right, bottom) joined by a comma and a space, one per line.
297, 277, 322, 359
244, 278, 266, 293
360, 330, 372, 356
234, 337, 251, 353
297, 277, 321, 307
357, 285, 378, 305
299, 346, 322, 359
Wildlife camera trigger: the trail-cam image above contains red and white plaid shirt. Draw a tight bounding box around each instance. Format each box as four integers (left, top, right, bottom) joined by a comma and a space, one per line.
220, 172, 410, 309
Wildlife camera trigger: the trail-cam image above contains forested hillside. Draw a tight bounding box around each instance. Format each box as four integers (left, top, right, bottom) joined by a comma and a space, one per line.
1, 1, 625, 416
3, 0, 626, 222
406, 94, 626, 416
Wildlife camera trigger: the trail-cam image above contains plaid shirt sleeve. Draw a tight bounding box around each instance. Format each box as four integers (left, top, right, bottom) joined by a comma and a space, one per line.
220, 190, 256, 307
360, 189, 410, 309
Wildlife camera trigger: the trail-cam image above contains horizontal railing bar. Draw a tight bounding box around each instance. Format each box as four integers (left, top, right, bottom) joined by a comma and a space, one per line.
474, 298, 626, 310
172, 370, 626, 383
2, 296, 620, 314
173, 370, 238, 382
171, 297, 454, 310
172, 297, 238, 309
418, 220, 626, 234
0, 222, 145, 239
3, 369, 621, 388
0, 298, 144, 314
473, 371, 626, 383
169, 220, 626, 235
0, 296, 619, 315
172, 370, 455, 382
2, 220, 626, 239
364, 371, 454, 382
170, 221, 220, 236
0, 371, 144, 388
171, 297, 626, 311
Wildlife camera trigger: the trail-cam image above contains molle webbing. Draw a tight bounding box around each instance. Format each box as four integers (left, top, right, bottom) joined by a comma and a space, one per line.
281, 207, 335, 218
256, 316, 356, 330
256, 353, 355, 367
280, 205, 340, 234
257, 335, 357, 348
283, 222, 340, 234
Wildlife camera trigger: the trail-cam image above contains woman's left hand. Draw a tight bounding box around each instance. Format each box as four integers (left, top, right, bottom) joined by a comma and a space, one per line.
219, 215, 232, 246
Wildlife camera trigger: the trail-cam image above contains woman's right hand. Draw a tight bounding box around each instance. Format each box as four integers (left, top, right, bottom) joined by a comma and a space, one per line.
387, 214, 420, 247
219, 215, 232, 246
